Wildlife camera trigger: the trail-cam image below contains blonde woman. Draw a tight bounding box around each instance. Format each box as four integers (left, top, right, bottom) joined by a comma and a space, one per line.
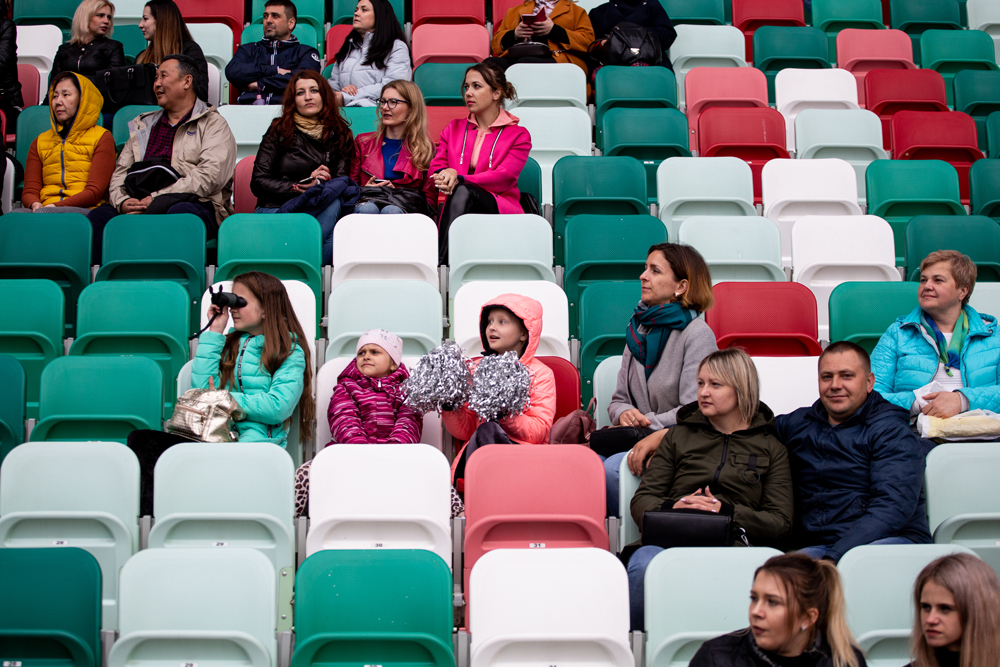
350, 79, 438, 214
48, 0, 125, 93
906, 553, 1000, 667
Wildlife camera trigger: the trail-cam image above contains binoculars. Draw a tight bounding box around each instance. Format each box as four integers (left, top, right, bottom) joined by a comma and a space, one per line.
211, 287, 247, 309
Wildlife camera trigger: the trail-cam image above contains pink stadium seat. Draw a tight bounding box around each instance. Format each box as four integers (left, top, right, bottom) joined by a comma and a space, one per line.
173, 0, 242, 51
537, 356, 581, 421
865, 69, 949, 150
891, 110, 984, 205
697, 107, 790, 204
18, 64, 39, 110
492, 0, 523, 31
325, 24, 354, 64
413, 0, 486, 28
463, 444, 608, 606
411, 24, 490, 68
836, 29, 915, 108
426, 106, 468, 144
706, 282, 824, 356
234, 156, 257, 214
685, 67, 769, 154
732, 0, 805, 63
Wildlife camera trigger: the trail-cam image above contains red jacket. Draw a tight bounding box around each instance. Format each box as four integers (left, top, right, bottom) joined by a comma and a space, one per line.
327, 360, 423, 446
351, 131, 439, 208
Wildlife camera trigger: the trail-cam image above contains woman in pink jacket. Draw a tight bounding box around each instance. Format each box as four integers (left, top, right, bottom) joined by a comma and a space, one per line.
430, 62, 532, 263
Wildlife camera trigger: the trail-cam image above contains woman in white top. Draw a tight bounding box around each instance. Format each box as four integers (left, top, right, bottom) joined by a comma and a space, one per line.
328, 0, 411, 107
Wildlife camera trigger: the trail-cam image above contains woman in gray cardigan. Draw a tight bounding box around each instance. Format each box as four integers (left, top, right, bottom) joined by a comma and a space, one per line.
601, 243, 718, 515
328, 0, 411, 107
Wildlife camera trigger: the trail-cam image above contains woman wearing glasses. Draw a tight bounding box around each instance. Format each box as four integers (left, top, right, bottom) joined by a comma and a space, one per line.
351, 80, 438, 215
251, 70, 355, 265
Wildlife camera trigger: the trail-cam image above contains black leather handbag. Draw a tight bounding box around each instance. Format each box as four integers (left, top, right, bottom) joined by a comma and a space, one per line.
605, 22, 662, 67
89, 63, 157, 113
356, 185, 435, 217
641, 508, 750, 548
507, 41, 552, 60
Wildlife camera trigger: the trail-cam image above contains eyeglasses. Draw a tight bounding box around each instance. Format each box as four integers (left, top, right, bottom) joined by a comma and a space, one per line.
376, 98, 409, 110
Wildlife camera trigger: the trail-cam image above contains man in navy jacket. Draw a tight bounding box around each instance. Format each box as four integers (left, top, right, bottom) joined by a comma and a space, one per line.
225, 0, 321, 104
775, 341, 931, 562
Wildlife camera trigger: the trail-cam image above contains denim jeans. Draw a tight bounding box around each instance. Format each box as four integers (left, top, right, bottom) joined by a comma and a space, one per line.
256, 200, 343, 265
797, 536, 917, 562
626, 545, 664, 631
603, 451, 628, 516
353, 201, 406, 215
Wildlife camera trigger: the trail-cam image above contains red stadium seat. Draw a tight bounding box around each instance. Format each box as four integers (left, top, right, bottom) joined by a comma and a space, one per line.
463, 444, 608, 605
412, 24, 490, 68
537, 356, 581, 420
697, 107, 790, 204
891, 110, 984, 205
413, 0, 486, 28
18, 63, 39, 109
173, 0, 242, 51
234, 156, 257, 214
732, 0, 806, 63
426, 106, 468, 145
325, 24, 354, 64
865, 69, 949, 150
492, 0, 522, 30
836, 29, 916, 107
685, 67, 769, 154
706, 282, 824, 356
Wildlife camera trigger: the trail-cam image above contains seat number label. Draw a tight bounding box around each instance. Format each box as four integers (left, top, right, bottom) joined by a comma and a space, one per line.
212, 542, 228, 547
5, 661, 23, 666
181, 662, 198, 667
52, 540, 68, 546
374, 543, 383, 548
529, 543, 546, 548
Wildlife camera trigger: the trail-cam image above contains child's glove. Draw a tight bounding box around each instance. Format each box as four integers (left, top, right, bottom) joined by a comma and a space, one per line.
468, 351, 532, 422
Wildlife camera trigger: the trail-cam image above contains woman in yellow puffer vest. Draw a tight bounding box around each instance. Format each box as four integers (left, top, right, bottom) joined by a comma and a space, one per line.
22, 72, 116, 218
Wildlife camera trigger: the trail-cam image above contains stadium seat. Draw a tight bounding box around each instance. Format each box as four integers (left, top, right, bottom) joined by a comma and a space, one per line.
706, 282, 823, 355
752, 26, 831, 103
865, 69, 949, 151
0, 279, 62, 421
794, 109, 888, 206
15, 25, 62, 103
449, 214, 556, 288
971, 283, 1000, 318
516, 107, 592, 206
111, 104, 159, 150
775, 68, 860, 151
904, 215, 1000, 281
552, 156, 648, 265
644, 547, 783, 654
732, 0, 805, 63
470, 549, 631, 667
839, 544, 978, 663
890, 0, 962, 66
172, 0, 243, 51
251, 0, 325, 35
564, 215, 667, 337
697, 106, 790, 204
866, 159, 966, 266
616, 449, 641, 547
668, 25, 748, 109
662, 0, 726, 25
113, 0, 148, 25
0, 547, 102, 667
242, 23, 320, 52
954, 70, 1000, 152
836, 28, 916, 107
594, 355, 622, 430
205, 62, 223, 107
792, 215, 901, 340
16, 104, 53, 162
187, 23, 236, 74
292, 550, 454, 667
0, 157, 10, 214
891, 110, 984, 204
828, 281, 918, 353
539, 355, 582, 419
305, 444, 451, 562
324, 24, 353, 64
970, 158, 1000, 220
602, 107, 691, 202
763, 158, 863, 268
116, 24, 147, 64
920, 29, 999, 107
108, 549, 276, 667
580, 281, 641, 402
463, 445, 609, 602
17, 62, 40, 111
11, 0, 74, 31
327, 280, 443, 357
234, 155, 257, 213
452, 280, 570, 359
812, 0, 885, 63
332, 214, 439, 288
684, 66, 769, 157
333, 0, 405, 25
0, 441, 139, 630
414, 63, 469, 106
990, 113, 1000, 158
594, 66, 677, 150
506, 63, 587, 111
0, 355, 24, 463
413, 0, 485, 27
425, 105, 467, 144
411, 24, 490, 68
656, 156, 757, 239
341, 105, 380, 135
678, 216, 785, 283
218, 105, 282, 160
968, 0, 1000, 63
753, 355, 821, 415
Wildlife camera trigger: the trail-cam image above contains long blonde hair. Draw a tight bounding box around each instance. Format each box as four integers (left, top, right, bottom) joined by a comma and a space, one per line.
910, 553, 1000, 667
375, 80, 434, 172
71, 0, 115, 44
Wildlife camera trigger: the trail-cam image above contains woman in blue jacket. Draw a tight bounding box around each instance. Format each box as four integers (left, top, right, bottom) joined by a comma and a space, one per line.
872, 250, 1000, 424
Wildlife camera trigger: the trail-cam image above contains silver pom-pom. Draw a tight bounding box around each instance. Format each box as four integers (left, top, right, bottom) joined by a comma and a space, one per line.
467, 351, 532, 422
403, 340, 474, 413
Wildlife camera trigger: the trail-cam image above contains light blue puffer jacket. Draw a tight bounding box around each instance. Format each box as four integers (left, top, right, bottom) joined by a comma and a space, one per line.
192, 331, 306, 447
872, 305, 1000, 413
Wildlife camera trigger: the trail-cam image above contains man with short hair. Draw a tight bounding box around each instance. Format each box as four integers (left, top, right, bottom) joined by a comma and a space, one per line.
775, 341, 931, 562
88, 54, 237, 236
225, 0, 321, 104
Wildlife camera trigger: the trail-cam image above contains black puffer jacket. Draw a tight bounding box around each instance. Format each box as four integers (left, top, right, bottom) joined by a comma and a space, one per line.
49, 36, 126, 87
0, 19, 23, 108
250, 124, 354, 208
690, 629, 867, 667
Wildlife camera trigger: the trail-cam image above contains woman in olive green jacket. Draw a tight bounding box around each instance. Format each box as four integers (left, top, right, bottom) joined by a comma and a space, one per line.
626, 348, 793, 631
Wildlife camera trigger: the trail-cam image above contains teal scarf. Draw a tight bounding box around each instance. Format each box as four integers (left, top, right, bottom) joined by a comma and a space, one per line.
625, 302, 696, 379
920, 310, 968, 378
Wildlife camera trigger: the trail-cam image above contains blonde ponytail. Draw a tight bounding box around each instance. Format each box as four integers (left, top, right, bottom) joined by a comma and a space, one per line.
816, 560, 861, 667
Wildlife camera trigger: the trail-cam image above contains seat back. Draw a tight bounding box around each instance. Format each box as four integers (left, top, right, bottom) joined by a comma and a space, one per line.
0, 279, 63, 420
657, 156, 756, 238
663, 0, 726, 26
989, 114, 1000, 158
602, 107, 692, 202
411, 23, 490, 68
251, 0, 325, 34
678, 216, 785, 283
414, 62, 470, 105
954, 70, 1000, 152
14, 25, 62, 103
836, 28, 916, 106
697, 107, 790, 203
865, 68, 950, 150
594, 355, 623, 430
908, 215, 1000, 285
732, 0, 806, 63
685, 66, 769, 153
450, 213, 555, 288
328, 280, 443, 357
775, 68, 860, 150
921, 28, 999, 106
829, 281, 919, 353
812, 0, 885, 63
538, 356, 582, 419
506, 63, 587, 111
617, 452, 642, 546
342, 105, 380, 135
968, 0, 1000, 68
594, 66, 678, 150
891, 110, 984, 203
333, 214, 439, 287
752, 356, 821, 415
218, 105, 282, 160
17, 63, 40, 109
516, 107, 593, 206
707, 282, 822, 355
187, 23, 235, 72
889, 0, 962, 65
517, 156, 543, 204
111, 105, 160, 149
668, 24, 748, 108
794, 108, 888, 205
580, 281, 641, 402
926, 444, 1000, 567
0, 355, 25, 462
970, 158, 1000, 220
172, 0, 243, 48
752, 26, 831, 103
234, 155, 257, 213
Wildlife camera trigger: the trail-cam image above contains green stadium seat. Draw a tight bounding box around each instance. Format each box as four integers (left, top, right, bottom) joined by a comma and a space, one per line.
31, 356, 163, 443
920, 29, 999, 107
327, 280, 443, 357
0, 548, 102, 667
662, 0, 726, 25
904, 215, 1000, 281
811, 0, 884, 64
15, 104, 51, 163
564, 215, 666, 339
292, 550, 454, 667
414, 63, 468, 105
251, 0, 325, 36
752, 26, 831, 104
954, 70, 1000, 152
865, 160, 966, 266
889, 0, 962, 66
11, 0, 74, 31
828, 281, 918, 353
580, 281, 641, 404
594, 66, 677, 151
656, 157, 756, 240
552, 156, 649, 266
0, 279, 63, 421
518, 156, 543, 205
241, 23, 320, 51
990, 112, 1000, 158
0, 355, 25, 464
678, 216, 785, 283
0, 441, 140, 631
115, 24, 148, 64
449, 214, 555, 289
602, 107, 691, 204
111, 105, 159, 150
342, 105, 380, 135
970, 159, 1000, 220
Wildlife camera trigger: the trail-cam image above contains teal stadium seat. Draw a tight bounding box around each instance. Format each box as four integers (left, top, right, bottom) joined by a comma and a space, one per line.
970, 159, 1000, 220
954, 71, 1000, 152
580, 281, 641, 404
656, 157, 757, 240
15, 105, 52, 164
904, 215, 1000, 281
678, 216, 785, 283
0, 355, 25, 464
889, 0, 962, 66
920, 29, 998, 107
449, 214, 556, 288
752, 26, 831, 104
594, 66, 677, 151
812, 0, 884, 64
662, 0, 726, 25
342, 105, 380, 135
111, 105, 160, 150
0, 279, 63, 420
828, 281, 918, 353
414, 63, 469, 105
11, 0, 74, 31
989, 113, 1000, 158
115, 24, 148, 63
601, 107, 691, 204
518, 156, 543, 205
327, 280, 443, 357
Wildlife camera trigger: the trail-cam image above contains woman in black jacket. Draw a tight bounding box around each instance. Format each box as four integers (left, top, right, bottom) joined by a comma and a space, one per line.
251, 70, 354, 266
588, 0, 676, 70
48, 0, 126, 96
0, 0, 23, 128
136, 0, 209, 102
